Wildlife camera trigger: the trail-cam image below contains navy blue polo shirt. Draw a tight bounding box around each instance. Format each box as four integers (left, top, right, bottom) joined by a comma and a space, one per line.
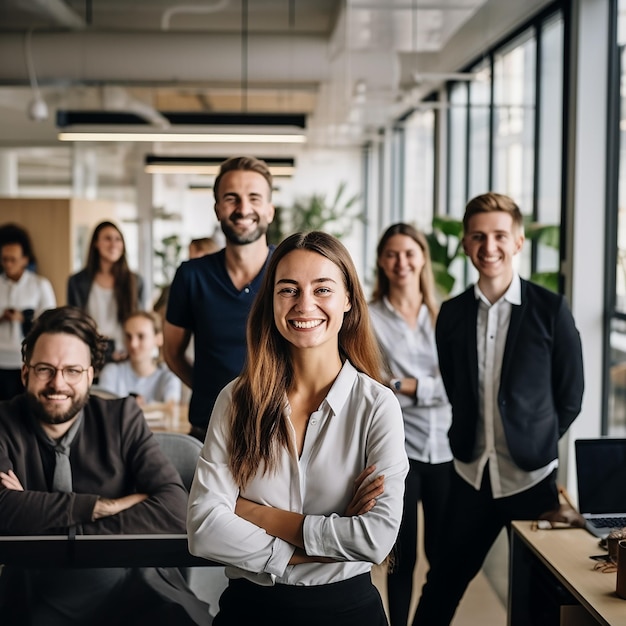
166, 246, 274, 429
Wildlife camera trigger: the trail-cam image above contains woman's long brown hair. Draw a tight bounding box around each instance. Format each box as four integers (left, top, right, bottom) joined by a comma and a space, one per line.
228, 231, 385, 489
86, 221, 138, 324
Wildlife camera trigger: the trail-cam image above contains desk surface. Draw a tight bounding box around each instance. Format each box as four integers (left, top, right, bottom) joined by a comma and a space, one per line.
144, 402, 191, 434
512, 521, 625, 625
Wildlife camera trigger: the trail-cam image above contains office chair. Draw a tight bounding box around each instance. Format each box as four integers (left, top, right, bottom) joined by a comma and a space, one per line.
152, 431, 226, 617
152, 432, 202, 491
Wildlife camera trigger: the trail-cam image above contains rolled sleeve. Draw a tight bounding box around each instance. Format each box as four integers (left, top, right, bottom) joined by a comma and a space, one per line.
187, 384, 296, 577
415, 375, 448, 406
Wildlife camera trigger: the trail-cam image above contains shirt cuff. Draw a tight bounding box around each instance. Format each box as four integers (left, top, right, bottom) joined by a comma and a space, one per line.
302, 513, 332, 557
71, 493, 100, 524
416, 376, 446, 406
264, 537, 296, 577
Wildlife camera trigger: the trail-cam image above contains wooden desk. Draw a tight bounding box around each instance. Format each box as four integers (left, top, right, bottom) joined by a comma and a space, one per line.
509, 521, 625, 625
144, 403, 192, 434
0, 534, 217, 568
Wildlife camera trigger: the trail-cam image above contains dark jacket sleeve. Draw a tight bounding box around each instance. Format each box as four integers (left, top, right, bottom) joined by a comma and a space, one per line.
0, 486, 99, 535
79, 398, 188, 535
551, 295, 584, 437
66, 269, 90, 309
435, 301, 456, 404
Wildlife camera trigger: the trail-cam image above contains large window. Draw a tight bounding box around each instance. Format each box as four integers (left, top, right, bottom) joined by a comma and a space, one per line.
402, 109, 435, 231
447, 83, 469, 219
442, 8, 564, 294
607, 1, 626, 436
492, 31, 536, 209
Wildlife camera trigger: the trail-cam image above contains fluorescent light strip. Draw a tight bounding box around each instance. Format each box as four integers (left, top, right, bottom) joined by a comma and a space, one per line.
58, 132, 307, 143
145, 164, 295, 176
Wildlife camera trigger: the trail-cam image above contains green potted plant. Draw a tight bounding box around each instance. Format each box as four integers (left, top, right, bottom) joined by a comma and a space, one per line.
269, 182, 363, 244
425, 215, 465, 297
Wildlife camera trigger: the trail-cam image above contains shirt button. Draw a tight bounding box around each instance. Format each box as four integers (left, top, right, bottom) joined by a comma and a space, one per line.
310, 418, 317, 425
244, 287, 250, 293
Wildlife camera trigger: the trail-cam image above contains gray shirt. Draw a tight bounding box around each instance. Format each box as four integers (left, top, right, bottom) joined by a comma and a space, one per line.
369, 297, 452, 464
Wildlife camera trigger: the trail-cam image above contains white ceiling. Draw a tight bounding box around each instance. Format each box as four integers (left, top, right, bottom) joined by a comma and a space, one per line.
0, 0, 551, 187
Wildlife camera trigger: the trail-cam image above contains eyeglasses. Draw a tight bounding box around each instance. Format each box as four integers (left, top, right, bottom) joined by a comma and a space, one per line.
27, 363, 90, 383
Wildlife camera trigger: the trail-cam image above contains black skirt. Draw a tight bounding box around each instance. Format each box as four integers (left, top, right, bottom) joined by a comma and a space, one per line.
213, 572, 388, 626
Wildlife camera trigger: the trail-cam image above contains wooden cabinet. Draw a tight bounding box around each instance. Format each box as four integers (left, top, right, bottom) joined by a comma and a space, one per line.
0, 198, 117, 305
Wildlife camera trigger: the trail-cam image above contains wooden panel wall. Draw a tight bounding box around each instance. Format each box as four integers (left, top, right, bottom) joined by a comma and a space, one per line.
0, 198, 117, 305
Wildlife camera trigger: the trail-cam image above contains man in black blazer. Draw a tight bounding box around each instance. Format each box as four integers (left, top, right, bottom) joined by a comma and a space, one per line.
413, 192, 584, 626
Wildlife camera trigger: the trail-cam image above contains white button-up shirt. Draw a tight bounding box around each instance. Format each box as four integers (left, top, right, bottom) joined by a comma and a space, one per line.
454, 275, 557, 498
187, 360, 409, 586
0, 270, 56, 368
369, 298, 452, 464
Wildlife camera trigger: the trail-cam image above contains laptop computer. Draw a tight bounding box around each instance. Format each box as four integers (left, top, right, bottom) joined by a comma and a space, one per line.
575, 438, 626, 539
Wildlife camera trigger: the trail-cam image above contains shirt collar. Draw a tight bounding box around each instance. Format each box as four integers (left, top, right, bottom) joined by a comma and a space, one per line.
473, 272, 521, 306
0, 271, 27, 286
381, 295, 426, 320
381, 295, 395, 313
323, 359, 358, 416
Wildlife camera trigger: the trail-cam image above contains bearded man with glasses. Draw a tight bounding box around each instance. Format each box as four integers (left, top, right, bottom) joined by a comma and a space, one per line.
0, 306, 209, 625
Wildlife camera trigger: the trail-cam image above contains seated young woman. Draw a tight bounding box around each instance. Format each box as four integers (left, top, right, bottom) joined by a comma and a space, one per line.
97, 310, 181, 408
187, 231, 409, 626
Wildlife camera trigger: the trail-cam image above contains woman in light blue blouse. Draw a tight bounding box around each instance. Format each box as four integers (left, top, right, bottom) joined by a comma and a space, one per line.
369, 223, 453, 626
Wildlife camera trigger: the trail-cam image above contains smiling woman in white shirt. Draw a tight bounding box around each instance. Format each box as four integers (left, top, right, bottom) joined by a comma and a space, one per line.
368, 223, 453, 626
187, 231, 408, 626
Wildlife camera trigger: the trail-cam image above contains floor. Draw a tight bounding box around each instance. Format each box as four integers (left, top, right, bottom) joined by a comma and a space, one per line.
371, 506, 508, 626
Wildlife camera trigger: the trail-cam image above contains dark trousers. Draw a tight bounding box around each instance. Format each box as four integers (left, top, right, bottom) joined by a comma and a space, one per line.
411, 466, 558, 626
0, 369, 23, 401
387, 459, 453, 626
213, 573, 388, 626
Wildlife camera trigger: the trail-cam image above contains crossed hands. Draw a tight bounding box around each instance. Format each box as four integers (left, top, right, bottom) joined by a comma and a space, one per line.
0, 468, 148, 521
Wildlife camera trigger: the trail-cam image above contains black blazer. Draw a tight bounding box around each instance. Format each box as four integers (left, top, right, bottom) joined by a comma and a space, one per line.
67, 268, 144, 311
435, 279, 584, 472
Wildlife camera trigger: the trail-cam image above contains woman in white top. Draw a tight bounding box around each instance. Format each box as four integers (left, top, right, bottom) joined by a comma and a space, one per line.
97, 310, 181, 406
67, 221, 143, 362
368, 223, 453, 626
187, 231, 408, 626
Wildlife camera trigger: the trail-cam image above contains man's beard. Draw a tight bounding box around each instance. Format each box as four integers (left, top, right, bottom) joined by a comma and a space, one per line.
220, 213, 268, 245
25, 388, 89, 426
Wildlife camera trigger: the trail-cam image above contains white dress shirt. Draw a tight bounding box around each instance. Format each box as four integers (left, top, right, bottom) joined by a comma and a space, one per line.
369, 298, 452, 464
187, 360, 409, 586
0, 270, 56, 368
454, 274, 557, 498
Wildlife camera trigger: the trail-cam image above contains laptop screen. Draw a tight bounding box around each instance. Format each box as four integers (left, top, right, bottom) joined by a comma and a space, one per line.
575, 439, 626, 514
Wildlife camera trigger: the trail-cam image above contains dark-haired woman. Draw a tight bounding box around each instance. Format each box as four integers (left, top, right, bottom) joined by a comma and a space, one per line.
67, 221, 143, 362
187, 231, 408, 626
369, 223, 453, 626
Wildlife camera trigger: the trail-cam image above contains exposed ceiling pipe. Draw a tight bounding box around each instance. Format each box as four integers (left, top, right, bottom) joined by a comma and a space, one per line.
0, 33, 329, 84
15, 0, 86, 30
24, 29, 48, 121
161, 0, 231, 31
